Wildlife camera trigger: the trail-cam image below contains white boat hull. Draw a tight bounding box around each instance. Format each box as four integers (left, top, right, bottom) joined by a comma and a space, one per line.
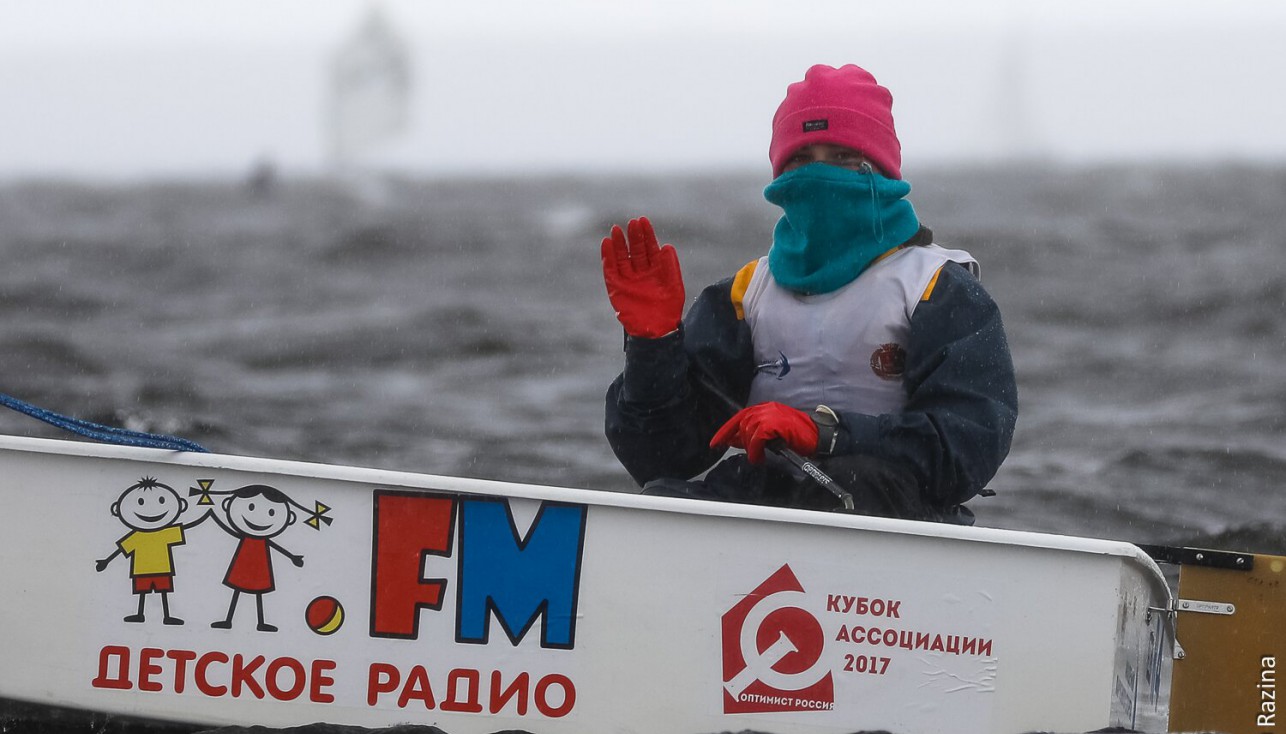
0, 435, 1171, 733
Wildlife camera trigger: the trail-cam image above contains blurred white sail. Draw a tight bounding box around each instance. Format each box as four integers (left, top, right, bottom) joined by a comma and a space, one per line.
329, 5, 410, 165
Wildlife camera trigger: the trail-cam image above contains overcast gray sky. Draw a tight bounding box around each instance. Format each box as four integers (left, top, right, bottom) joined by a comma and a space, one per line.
4, 0, 1285, 180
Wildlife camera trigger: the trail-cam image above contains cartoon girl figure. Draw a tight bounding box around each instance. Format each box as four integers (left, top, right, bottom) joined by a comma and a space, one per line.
207, 484, 306, 632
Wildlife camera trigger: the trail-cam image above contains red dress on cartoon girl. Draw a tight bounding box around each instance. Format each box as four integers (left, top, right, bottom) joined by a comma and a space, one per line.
223, 537, 275, 593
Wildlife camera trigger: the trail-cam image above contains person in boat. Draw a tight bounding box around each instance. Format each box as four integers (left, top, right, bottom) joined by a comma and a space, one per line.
601, 64, 1017, 523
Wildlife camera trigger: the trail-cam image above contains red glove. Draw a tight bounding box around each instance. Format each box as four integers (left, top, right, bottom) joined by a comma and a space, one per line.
601, 216, 685, 339
709, 402, 819, 465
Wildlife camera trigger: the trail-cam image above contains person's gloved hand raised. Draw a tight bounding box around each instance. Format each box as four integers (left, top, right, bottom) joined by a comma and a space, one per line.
710, 402, 819, 465
601, 216, 685, 339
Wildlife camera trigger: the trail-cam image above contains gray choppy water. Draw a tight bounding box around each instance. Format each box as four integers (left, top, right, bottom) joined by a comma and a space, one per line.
2, 165, 1284, 554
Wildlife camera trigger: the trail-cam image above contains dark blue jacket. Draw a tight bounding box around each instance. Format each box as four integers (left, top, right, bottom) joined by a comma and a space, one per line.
604, 234, 1018, 521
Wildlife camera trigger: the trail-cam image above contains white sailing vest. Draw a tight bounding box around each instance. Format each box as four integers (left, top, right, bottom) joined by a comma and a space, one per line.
741, 244, 978, 415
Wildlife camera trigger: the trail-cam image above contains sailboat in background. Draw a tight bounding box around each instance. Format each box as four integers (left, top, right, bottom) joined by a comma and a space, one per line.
327, 3, 411, 204
995, 9, 1047, 163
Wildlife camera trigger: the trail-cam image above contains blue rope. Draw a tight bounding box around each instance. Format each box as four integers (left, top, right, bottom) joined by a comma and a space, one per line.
0, 392, 209, 453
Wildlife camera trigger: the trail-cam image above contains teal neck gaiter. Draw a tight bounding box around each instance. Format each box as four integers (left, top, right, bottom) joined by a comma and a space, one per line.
764, 162, 921, 295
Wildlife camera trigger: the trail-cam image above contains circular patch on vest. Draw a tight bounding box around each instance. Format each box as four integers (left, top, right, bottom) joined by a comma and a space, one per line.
870, 343, 906, 380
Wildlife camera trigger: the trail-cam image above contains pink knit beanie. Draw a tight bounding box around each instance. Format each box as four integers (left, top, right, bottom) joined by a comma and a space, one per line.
769, 64, 902, 179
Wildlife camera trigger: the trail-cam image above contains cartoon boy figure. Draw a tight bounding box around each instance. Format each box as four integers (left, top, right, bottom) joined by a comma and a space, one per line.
208, 484, 305, 633
96, 477, 190, 625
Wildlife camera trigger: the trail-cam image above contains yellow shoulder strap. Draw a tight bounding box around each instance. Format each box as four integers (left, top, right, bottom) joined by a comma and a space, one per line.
730, 260, 759, 320
920, 266, 944, 302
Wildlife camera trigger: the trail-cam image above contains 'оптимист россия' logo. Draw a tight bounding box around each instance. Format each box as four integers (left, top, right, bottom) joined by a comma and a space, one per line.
722, 565, 833, 714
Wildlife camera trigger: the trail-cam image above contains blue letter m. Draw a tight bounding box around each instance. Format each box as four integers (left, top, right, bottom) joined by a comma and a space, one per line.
456, 499, 587, 649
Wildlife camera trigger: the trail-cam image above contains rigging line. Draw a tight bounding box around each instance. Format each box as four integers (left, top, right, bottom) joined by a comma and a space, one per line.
0, 392, 209, 453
